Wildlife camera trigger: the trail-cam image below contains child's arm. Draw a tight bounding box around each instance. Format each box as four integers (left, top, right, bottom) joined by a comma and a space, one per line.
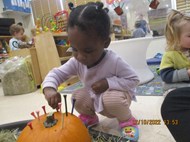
160, 67, 190, 83
43, 87, 61, 109
160, 52, 190, 83
106, 58, 140, 92
42, 58, 77, 89
42, 58, 77, 108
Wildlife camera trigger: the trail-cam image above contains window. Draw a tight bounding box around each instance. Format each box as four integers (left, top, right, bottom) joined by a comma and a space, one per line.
63, 0, 100, 11
176, 0, 190, 13
31, 0, 62, 21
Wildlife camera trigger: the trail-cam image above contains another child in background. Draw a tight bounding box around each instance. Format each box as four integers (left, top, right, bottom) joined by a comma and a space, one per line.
160, 10, 190, 84
9, 24, 25, 51
42, 2, 140, 141
30, 28, 36, 45
160, 10, 190, 142
132, 20, 146, 38
138, 14, 149, 35
17, 22, 23, 26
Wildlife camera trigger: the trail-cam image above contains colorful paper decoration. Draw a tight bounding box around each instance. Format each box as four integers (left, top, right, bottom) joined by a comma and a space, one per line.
149, 0, 160, 9
106, 0, 115, 4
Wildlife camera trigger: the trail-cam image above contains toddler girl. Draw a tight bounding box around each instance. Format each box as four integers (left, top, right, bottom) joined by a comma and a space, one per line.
42, 2, 140, 141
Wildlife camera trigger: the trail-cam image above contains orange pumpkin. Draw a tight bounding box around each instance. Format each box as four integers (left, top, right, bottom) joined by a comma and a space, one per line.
17, 112, 91, 142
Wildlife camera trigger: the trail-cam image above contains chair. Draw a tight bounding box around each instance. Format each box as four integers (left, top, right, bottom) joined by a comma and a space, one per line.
146, 36, 166, 59
108, 37, 153, 85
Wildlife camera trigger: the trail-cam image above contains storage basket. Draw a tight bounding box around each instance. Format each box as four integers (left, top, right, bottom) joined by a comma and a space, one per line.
56, 45, 72, 57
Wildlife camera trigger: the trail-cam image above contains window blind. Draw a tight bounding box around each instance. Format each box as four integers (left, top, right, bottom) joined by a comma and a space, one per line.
31, 0, 63, 21
64, 0, 101, 11
176, 0, 190, 13
31, 0, 101, 23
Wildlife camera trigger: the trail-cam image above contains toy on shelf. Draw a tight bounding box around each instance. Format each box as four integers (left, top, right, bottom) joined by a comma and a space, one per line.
35, 18, 43, 35
35, 14, 56, 34
54, 10, 68, 32
17, 95, 91, 142
50, 19, 58, 32
34, 10, 68, 34
55, 38, 71, 58
41, 13, 52, 31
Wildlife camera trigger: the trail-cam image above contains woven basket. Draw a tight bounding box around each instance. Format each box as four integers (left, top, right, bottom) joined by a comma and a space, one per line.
56, 45, 72, 57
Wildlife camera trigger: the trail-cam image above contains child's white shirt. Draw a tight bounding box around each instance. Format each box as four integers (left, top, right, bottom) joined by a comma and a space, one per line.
9, 37, 23, 51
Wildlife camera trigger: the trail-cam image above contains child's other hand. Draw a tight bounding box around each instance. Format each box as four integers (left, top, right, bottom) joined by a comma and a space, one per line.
91, 79, 109, 94
43, 87, 61, 109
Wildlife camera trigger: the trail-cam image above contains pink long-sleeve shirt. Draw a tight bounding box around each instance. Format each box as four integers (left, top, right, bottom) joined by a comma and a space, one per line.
42, 50, 139, 112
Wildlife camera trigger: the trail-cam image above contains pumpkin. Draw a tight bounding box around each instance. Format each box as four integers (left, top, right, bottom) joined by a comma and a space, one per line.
17, 112, 91, 142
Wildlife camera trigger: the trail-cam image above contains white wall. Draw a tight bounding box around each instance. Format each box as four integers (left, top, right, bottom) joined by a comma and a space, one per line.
0, 0, 35, 37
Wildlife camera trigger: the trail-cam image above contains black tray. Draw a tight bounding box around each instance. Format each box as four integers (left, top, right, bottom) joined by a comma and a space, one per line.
0, 120, 31, 131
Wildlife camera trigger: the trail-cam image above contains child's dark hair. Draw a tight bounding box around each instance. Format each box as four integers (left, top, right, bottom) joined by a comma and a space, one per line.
9, 24, 24, 36
17, 22, 23, 26
68, 2, 110, 40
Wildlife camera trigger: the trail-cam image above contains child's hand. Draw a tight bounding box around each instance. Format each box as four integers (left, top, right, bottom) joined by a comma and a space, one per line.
43, 87, 61, 109
188, 69, 190, 77
91, 79, 109, 94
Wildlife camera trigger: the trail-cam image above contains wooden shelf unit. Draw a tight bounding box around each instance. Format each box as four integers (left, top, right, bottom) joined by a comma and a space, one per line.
0, 36, 12, 43
34, 32, 72, 80
52, 32, 68, 37
52, 32, 72, 64
112, 24, 127, 40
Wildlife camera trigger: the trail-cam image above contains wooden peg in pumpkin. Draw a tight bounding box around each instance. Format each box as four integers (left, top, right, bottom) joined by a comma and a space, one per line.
31, 112, 37, 119
61, 113, 64, 129
27, 122, 33, 130
71, 98, 76, 115
36, 110, 40, 120
42, 105, 47, 114
63, 95, 68, 116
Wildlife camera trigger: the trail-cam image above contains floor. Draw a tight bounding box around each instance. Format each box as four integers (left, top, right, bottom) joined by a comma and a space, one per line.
0, 37, 175, 142
0, 82, 175, 142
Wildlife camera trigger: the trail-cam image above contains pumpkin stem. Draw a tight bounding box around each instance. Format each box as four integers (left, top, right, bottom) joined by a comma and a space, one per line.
43, 112, 58, 128
62, 113, 64, 129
